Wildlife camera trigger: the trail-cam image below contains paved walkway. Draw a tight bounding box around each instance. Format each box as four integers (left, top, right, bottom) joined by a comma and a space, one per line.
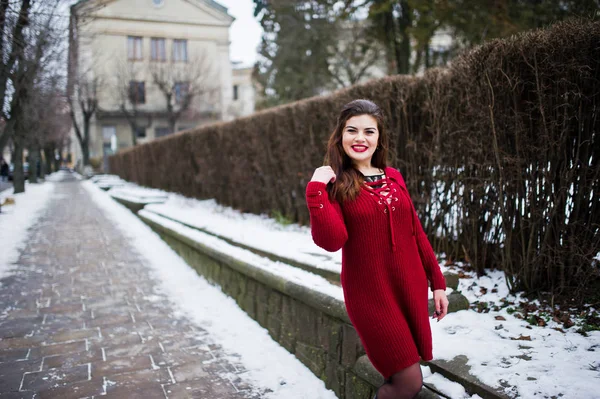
0, 180, 11, 193
0, 176, 261, 398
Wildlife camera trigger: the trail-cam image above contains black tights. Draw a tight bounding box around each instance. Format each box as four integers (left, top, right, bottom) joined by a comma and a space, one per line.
376, 362, 422, 399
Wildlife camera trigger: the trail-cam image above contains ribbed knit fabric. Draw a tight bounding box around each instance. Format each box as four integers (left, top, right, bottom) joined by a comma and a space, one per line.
306, 167, 446, 378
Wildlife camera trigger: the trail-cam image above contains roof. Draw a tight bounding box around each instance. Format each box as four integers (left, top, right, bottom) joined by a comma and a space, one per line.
72, 0, 230, 18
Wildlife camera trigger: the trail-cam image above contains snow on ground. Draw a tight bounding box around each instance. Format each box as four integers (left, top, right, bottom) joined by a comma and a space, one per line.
431, 264, 600, 399
110, 185, 342, 274
422, 365, 482, 399
83, 181, 339, 399
0, 179, 55, 281
98, 178, 600, 399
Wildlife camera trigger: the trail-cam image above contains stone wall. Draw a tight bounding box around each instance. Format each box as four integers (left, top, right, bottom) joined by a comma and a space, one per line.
140, 212, 467, 398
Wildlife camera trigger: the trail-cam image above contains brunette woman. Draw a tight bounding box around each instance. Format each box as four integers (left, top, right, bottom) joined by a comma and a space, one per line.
306, 99, 448, 399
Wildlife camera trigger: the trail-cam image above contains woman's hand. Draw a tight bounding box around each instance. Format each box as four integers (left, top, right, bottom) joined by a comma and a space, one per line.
432, 289, 449, 321
311, 166, 337, 184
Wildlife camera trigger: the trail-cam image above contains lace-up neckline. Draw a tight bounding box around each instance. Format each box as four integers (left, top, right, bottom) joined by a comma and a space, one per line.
364, 177, 398, 251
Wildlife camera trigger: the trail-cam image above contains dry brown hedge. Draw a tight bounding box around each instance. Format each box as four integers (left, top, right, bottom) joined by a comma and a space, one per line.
110, 19, 600, 300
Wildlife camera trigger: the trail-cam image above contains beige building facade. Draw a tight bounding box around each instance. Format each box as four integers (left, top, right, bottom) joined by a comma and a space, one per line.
69, 0, 254, 170
230, 64, 255, 119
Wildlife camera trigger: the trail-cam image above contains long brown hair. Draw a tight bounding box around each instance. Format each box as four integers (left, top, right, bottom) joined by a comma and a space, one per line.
324, 99, 389, 203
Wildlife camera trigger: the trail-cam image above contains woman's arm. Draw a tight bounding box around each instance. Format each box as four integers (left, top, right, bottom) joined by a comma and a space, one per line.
390, 167, 446, 291
413, 208, 446, 292
306, 181, 348, 252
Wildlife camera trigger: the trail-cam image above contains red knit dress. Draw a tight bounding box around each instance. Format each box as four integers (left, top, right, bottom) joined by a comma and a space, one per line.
306, 167, 446, 378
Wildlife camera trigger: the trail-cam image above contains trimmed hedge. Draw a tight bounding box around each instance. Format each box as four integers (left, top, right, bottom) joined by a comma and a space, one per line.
110, 19, 600, 299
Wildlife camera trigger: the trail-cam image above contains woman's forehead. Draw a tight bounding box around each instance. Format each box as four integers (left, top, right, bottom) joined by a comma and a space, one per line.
345, 114, 378, 128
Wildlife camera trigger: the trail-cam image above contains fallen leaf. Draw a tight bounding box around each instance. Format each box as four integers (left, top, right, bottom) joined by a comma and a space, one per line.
552, 327, 566, 333
563, 319, 575, 329
511, 335, 532, 341
537, 318, 547, 327
495, 316, 506, 321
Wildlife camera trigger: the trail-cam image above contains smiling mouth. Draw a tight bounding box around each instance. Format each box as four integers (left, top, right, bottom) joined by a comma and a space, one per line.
351, 145, 368, 153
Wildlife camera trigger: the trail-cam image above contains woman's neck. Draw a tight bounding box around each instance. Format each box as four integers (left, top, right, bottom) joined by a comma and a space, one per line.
355, 163, 383, 176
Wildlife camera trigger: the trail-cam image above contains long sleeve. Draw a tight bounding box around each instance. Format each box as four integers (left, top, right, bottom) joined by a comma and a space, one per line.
413, 208, 446, 292
306, 181, 348, 252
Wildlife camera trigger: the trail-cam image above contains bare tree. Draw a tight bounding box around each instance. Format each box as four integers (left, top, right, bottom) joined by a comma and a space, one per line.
66, 0, 107, 168
327, 20, 385, 88
112, 59, 152, 146
67, 68, 99, 167
0, 0, 32, 153
149, 52, 220, 134
25, 76, 71, 180
7, 1, 65, 193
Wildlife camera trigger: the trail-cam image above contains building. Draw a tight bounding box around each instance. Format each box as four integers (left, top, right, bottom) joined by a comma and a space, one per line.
229, 63, 255, 119
68, 0, 254, 170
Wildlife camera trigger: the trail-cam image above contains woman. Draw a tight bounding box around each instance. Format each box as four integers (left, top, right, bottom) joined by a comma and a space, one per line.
306, 99, 448, 399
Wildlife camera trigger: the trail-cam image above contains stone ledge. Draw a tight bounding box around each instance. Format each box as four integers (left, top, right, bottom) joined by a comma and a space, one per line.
110, 193, 167, 213
141, 208, 461, 291
427, 356, 511, 399
142, 208, 341, 282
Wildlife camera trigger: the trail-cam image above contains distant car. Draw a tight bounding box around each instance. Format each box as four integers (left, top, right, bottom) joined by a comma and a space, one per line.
8, 162, 29, 181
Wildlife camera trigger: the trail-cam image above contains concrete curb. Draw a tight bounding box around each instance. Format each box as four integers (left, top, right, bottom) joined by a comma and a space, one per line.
110, 194, 167, 213
426, 356, 511, 399
142, 208, 342, 282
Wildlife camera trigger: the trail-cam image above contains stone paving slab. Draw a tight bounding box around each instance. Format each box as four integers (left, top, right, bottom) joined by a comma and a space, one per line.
0, 177, 264, 398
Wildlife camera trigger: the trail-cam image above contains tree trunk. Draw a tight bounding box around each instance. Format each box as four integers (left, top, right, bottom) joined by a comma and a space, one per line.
129, 122, 138, 146
54, 150, 62, 172
29, 143, 39, 183
12, 136, 25, 193
396, 0, 412, 75
38, 148, 45, 179
0, 127, 10, 153
44, 146, 53, 174
82, 142, 90, 167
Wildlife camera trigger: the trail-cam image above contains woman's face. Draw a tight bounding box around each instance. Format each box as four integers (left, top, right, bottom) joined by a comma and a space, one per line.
341, 114, 379, 167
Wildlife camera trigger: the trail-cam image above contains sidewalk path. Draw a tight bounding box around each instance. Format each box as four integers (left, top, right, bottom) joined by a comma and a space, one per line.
0, 176, 261, 398
0, 180, 11, 193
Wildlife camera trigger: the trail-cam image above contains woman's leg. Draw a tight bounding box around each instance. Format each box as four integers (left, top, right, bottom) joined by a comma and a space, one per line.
376, 362, 422, 399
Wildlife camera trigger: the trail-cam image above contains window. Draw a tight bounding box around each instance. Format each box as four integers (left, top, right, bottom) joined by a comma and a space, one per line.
127, 36, 143, 60
173, 39, 188, 62
135, 127, 146, 138
128, 81, 145, 104
150, 38, 166, 61
102, 126, 116, 144
155, 127, 172, 138
233, 85, 239, 101
102, 126, 117, 154
174, 81, 190, 104
178, 126, 192, 132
